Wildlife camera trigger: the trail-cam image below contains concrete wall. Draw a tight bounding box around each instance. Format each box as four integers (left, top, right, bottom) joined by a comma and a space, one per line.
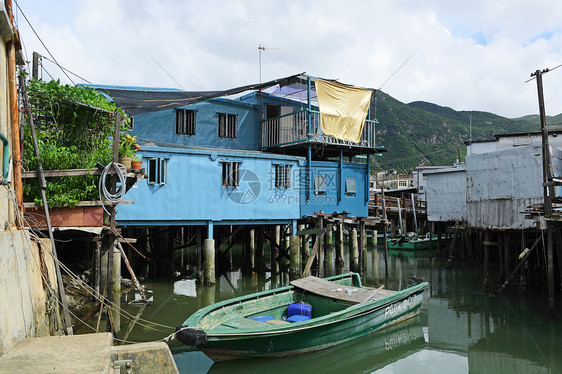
0, 231, 56, 355
425, 167, 467, 222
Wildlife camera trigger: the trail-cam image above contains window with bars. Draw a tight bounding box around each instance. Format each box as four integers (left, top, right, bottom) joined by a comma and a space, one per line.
221, 161, 241, 187
274, 164, 291, 189
148, 158, 167, 185
176, 109, 196, 135
218, 113, 237, 138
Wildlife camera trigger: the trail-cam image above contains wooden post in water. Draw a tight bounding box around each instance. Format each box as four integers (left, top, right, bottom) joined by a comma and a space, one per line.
503, 232, 510, 282
94, 239, 101, 297
273, 225, 281, 273
256, 227, 265, 273
483, 231, 490, 288
359, 220, 366, 272
249, 228, 256, 270
335, 222, 344, 267
350, 228, 359, 272
324, 223, 333, 268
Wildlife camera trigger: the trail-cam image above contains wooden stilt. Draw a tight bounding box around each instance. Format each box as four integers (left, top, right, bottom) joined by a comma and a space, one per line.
335, 223, 344, 267
350, 228, 359, 272
483, 231, 490, 289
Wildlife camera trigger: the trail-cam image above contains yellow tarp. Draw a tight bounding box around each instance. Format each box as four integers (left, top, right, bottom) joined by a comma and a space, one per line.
315, 78, 373, 143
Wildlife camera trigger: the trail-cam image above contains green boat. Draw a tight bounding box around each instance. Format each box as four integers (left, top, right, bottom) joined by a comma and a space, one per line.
175, 273, 428, 361
388, 233, 446, 250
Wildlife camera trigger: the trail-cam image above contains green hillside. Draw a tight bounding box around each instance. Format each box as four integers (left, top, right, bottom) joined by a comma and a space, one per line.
371, 92, 541, 171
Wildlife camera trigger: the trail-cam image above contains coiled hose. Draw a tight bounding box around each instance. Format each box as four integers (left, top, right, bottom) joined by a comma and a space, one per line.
98, 162, 127, 215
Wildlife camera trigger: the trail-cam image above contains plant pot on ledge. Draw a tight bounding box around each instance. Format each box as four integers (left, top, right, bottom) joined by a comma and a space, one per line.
131, 159, 142, 170
119, 157, 132, 169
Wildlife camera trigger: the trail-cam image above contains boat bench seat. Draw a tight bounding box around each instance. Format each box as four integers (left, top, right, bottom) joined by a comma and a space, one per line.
222, 316, 270, 329
291, 276, 395, 303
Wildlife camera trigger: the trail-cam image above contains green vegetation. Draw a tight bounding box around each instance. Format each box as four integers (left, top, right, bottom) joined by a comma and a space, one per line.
371, 91, 541, 171
22, 78, 125, 207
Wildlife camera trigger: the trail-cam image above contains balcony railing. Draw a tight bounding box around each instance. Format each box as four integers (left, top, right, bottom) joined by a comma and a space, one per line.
261, 109, 376, 149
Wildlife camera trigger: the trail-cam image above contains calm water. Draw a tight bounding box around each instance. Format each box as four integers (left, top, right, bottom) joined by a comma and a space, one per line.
115, 247, 562, 373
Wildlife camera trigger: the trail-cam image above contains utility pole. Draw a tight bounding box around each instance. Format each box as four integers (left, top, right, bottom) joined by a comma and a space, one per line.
531, 67, 556, 312
532, 68, 555, 218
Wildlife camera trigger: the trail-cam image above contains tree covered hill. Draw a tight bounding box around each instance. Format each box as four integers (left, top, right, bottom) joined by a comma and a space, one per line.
371, 91, 544, 171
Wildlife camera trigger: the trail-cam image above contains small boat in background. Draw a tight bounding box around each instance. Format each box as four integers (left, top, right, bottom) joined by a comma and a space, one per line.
175, 273, 427, 361
388, 232, 447, 250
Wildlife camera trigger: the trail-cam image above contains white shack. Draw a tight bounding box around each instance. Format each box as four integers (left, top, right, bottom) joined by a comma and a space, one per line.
425, 166, 467, 223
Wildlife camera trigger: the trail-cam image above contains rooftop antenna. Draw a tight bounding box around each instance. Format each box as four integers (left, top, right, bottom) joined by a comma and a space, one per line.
258, 44, 279, 83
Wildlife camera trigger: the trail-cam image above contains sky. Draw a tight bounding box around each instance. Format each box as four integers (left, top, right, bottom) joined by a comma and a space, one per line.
13, 0, 562, 118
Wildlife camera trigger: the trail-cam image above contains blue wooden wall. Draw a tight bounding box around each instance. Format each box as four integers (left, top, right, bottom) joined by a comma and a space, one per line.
116, 145, 304, 226
131, 98, 260, 151
301, 161, 369, 218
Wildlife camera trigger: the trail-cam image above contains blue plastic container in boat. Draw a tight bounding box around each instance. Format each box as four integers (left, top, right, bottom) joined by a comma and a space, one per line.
288, 302, 312, 318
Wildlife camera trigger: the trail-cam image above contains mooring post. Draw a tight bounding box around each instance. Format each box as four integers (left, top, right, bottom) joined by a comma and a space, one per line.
289, 235, 300, 279
350, 228, 359, 272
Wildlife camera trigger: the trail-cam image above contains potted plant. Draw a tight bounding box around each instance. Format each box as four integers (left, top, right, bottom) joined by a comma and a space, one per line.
119, 134, 140, 169
131, 154, 143, 170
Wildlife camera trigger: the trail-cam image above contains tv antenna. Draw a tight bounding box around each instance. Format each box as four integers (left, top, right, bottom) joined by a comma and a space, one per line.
258, 44, 280, 83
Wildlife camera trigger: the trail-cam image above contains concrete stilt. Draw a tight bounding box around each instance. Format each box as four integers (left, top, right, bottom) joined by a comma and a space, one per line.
350, 228, 359, 272
289, 236, 300, 279
203, 239, 216, 285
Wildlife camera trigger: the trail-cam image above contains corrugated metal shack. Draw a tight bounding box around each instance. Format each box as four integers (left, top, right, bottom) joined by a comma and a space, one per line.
466, 145, 562, 230
425, 166, 467, 223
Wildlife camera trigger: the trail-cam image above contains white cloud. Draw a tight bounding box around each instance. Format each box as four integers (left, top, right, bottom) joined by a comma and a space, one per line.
15, 0, 562, 118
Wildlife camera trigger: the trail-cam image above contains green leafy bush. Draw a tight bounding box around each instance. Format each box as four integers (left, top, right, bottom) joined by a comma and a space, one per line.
22, 78, 126, 207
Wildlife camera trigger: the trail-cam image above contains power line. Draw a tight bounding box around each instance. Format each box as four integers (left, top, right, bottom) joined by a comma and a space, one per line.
40, 54, 92, 84
147, 53, 185, 90
14, 0, 76, 85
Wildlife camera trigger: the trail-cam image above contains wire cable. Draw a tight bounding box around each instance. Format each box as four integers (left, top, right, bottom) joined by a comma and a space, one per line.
13, 0, 76, 85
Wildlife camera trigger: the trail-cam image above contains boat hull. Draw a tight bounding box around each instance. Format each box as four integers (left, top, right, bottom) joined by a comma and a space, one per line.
177, 280, 427, 361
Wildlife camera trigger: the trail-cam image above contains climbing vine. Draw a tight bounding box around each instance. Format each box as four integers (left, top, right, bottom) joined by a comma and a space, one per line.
22, 78, 128, 207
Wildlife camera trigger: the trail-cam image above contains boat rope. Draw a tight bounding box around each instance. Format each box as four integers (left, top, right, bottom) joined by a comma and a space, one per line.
98, 161, 127, 216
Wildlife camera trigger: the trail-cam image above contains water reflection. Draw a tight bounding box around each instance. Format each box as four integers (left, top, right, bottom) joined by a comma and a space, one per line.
204, 316, 426, 374
115, 247, 562, 373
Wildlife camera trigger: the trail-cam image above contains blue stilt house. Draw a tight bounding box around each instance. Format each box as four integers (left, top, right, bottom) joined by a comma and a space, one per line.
92, 74, 380, 277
